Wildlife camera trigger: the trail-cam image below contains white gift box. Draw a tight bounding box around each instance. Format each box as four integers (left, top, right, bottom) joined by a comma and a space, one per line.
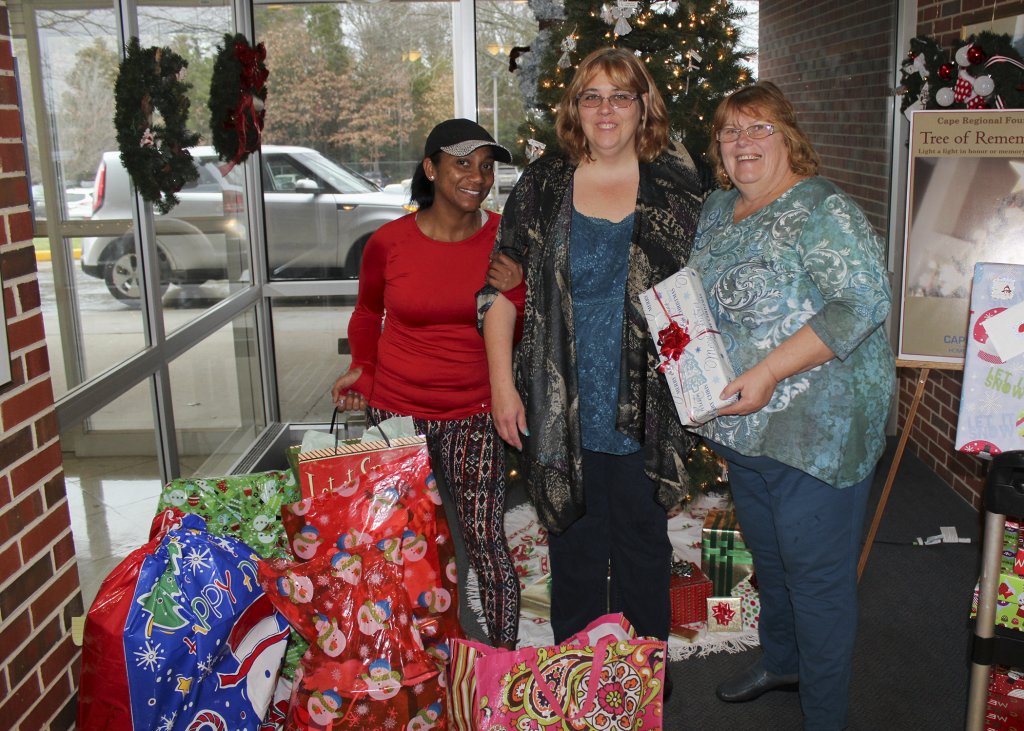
639, 267, 739, 426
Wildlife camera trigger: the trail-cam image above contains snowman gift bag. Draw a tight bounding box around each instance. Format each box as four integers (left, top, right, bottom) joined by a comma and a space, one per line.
956, 262, 1024, 456
154, 470, 299, 559
78, 513, 290, 730
259, 542, 445, 730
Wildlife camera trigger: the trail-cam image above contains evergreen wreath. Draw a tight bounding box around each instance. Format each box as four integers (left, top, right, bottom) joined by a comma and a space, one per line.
899, 32, 1024, 113
114, 37, 201, 214
208, 33, 269, 169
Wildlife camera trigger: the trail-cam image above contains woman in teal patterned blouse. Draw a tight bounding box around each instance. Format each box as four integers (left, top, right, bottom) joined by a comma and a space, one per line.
687, 81, 895, 730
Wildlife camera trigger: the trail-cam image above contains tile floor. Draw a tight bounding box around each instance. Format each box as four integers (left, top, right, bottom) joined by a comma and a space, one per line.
64, 454, 168, 610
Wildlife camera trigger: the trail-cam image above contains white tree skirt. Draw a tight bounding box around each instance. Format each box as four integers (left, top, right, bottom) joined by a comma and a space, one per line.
465, 494, 760, 660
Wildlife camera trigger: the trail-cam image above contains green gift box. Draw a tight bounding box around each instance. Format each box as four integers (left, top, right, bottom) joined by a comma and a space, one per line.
970, 520, 1024, 632
701, 508, 754, 595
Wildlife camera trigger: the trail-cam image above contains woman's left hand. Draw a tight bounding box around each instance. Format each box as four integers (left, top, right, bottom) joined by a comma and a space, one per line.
487, 253, 524, 292
715, 362, 778, 416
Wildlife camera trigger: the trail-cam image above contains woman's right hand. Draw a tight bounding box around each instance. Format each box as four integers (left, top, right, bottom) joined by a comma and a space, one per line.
331, 367, 367, 412
491, 381, 528, 450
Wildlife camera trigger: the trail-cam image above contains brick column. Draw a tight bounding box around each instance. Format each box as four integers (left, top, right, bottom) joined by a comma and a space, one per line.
0, 2, 82, 728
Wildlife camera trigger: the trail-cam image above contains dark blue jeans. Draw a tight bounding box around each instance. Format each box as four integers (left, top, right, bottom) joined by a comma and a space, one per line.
547, 448, 672, 643
711, 442, 873, 731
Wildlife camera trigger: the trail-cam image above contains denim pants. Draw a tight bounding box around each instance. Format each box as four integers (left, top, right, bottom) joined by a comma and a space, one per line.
547, 448, 672, 643
710, 442, 873, 731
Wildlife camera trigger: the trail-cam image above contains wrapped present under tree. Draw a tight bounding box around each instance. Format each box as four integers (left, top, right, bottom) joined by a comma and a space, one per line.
670, 560, 713, 626
701, 508, 754, 596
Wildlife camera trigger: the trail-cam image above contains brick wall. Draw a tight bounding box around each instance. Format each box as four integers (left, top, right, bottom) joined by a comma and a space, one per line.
0, 3, 81, 729
759, 1, 1024, 508
758, 0, 897, 233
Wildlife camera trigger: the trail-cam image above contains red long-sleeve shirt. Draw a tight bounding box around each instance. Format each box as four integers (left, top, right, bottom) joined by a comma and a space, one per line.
347, 211, 524, 420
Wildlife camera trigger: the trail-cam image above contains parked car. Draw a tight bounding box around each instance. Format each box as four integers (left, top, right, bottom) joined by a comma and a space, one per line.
495, 163, 521, 194
32, 184, 94, 220
81, 145, 416, 303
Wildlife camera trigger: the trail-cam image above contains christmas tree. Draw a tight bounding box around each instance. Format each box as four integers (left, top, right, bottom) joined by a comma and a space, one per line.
517, 0, 753, 162
137, 539, 190, 635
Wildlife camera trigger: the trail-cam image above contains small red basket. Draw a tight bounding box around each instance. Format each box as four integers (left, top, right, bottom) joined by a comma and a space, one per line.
670, 561, 713, 626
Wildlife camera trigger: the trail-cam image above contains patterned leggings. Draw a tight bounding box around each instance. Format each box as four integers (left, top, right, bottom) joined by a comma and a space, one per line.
369, 407, 520, 646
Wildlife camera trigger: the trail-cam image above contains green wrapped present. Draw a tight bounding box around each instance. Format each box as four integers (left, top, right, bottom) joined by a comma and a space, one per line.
155, 470, 299, 560
970, 520, 1024, 632
701, 508, 754, 595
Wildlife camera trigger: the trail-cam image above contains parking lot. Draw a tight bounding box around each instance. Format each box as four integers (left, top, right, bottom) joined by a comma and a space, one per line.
38, 259, 353, 426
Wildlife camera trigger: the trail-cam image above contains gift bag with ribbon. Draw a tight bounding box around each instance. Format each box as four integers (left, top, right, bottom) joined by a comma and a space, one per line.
286, 434, 462, 647
467, 613, 666, 730
78, 513, 290, 731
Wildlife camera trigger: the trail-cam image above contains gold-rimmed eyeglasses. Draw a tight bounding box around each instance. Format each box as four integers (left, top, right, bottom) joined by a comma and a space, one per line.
576, 92, 639, 109
715, 123, 776, 143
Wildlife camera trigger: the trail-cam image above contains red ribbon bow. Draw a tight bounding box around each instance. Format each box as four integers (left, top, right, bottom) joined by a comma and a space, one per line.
224, 41, 268, 167
657, 320, 691, 372
711, 601, 737, 626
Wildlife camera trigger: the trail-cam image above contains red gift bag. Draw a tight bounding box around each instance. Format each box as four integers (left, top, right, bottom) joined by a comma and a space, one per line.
295, 437, 430, 500
259, 543, 445, 729
285, 436, 463, 646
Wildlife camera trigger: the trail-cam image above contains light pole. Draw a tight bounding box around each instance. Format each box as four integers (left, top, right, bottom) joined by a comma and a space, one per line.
486, 43, 505, 143
492, 74, 499, 142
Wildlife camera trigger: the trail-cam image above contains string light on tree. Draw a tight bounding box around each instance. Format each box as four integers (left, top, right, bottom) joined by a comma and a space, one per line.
517, 0, 752, 160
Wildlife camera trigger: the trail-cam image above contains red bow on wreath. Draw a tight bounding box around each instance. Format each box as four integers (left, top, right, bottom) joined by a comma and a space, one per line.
227, 41, 268, 165
235, 40, 269, 88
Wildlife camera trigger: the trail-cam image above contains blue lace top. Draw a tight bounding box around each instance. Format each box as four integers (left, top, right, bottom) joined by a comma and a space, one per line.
570, 207, 640, 455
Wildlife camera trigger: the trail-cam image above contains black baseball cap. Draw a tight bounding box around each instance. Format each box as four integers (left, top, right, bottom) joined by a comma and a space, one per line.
424, 118, 513, 163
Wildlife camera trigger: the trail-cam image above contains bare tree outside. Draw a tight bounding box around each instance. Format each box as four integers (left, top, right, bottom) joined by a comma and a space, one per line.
58, 38, 118, 185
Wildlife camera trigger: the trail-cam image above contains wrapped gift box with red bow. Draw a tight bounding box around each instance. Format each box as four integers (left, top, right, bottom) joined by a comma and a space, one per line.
669, 560, 713, 626
639, 267, 739, 427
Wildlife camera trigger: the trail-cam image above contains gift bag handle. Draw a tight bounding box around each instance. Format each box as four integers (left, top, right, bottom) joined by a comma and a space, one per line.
523, 635, 615, 726
328, 407, 392, 452
328, 407, 343, 452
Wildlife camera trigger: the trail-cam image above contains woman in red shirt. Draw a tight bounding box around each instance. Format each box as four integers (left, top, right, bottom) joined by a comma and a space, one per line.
331, 119, 524, 648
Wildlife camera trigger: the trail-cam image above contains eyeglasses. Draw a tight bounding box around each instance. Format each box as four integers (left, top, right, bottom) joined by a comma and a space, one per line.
715, 123, 776, 143
576, 92, 639, 109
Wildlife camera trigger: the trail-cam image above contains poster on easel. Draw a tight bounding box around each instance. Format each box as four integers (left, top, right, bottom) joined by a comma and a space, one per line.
898, 109, 1024, 366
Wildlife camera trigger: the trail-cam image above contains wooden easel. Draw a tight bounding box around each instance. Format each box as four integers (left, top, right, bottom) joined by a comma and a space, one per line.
857, 359, 963, 579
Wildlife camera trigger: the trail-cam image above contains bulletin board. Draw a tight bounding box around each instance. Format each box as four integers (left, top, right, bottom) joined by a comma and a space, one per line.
898, 109, 1024, 367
